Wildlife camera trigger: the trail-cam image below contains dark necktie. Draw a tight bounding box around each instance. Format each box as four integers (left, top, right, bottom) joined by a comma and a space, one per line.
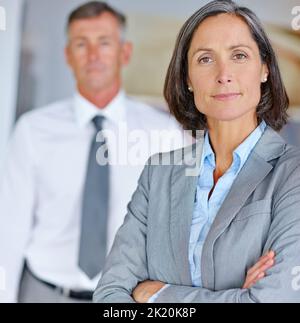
78, 115, 109, 279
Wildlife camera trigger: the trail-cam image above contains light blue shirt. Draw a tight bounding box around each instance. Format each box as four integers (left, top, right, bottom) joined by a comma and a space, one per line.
190, 120, 267, 287
148, 120, 266, 302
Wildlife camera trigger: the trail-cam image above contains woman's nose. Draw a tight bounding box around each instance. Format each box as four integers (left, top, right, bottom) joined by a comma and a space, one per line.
217, 76, 232, 84
216, 64, 233, 84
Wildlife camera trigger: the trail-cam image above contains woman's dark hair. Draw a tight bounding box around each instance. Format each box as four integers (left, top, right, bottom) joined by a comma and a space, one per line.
67, 1, 126, 33
164, 0, 289, 133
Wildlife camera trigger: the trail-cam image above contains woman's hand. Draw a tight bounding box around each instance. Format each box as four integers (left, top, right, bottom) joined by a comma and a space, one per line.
132, 280, 166, 303
132, 251, 275, 302
243, 251, 275, 289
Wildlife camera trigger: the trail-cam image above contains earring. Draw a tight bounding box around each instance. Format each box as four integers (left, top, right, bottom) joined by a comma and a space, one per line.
188, 86, 193, 92
262, 75, 268, 83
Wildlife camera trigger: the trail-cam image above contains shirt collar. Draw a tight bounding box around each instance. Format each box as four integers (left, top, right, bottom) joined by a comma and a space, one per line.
202, 120, 267, 173
233, 120, 267, 172
73, 90, 127, 128
202, 130, 215, 168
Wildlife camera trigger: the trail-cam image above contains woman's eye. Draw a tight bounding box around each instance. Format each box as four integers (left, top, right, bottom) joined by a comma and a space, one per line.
233, 53, 247, 60
198, 56, 213, 64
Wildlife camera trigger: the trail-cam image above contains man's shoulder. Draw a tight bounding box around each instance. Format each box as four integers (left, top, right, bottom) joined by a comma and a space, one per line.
124, 96, 182, 132
20, 97, 73, 124
125, 96, 174, 121
13, 98, 75, 141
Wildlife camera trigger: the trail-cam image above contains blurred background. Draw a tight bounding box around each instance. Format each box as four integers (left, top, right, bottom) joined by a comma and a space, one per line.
0, 0, 300, 167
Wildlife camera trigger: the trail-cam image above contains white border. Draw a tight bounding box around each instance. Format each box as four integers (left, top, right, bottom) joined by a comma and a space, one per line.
0, 0, 24, 170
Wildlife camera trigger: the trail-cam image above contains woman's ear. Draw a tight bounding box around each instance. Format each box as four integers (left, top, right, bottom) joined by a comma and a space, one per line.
261, 64, 269, 83
187, 78, 193, 92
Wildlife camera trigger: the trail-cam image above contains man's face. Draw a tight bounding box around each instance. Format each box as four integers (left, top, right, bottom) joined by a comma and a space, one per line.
66, 12, 132, 94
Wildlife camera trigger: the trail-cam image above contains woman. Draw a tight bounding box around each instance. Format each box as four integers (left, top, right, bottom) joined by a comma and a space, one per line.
94, 0, 300, 303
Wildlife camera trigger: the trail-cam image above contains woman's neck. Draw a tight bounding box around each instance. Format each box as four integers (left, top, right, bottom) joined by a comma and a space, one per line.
207, 115, 258, 176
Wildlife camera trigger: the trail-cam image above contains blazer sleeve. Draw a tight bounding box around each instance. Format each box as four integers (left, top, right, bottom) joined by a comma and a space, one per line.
93, 159, 152, 303
154, 164, 300, 303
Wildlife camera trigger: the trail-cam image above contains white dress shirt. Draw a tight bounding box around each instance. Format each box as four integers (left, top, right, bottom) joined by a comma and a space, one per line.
0, 90, 187, 302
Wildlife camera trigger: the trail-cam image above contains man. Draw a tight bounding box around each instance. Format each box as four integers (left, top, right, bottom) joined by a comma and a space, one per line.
0, 1, 184, 303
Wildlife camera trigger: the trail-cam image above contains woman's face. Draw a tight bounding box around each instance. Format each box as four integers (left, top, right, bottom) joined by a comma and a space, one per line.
187, 14, 268, 125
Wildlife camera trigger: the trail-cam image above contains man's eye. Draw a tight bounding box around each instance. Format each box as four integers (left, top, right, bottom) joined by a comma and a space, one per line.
75, 42, 85, 48
100, 41, 110, 46
198, 57, 212, 64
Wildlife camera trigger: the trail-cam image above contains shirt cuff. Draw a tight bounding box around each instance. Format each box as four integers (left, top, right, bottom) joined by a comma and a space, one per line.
147, 284, 170, 303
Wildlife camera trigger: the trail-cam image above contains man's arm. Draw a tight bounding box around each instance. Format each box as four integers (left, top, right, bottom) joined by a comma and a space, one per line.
0, 117, 36, 302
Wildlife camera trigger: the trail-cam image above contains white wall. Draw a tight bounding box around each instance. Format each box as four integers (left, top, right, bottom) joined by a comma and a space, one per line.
0, 0, 24, 168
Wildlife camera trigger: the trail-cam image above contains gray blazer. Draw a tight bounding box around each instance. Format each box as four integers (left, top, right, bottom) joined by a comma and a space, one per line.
94, 127, 300, 303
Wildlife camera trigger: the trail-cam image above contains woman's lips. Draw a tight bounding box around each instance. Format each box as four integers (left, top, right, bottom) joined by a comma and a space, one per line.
212, 93, 241, 101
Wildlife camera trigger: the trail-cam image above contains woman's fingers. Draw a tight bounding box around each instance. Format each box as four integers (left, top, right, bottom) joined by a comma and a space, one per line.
247, 272, 265, 288
247, 251, 275, 275
243, 251, 275, 289
246, 259, 274, 283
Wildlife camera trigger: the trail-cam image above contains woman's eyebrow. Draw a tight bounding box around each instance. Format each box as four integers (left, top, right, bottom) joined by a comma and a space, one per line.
191, 44, 253, 57
229, 44, 253, 51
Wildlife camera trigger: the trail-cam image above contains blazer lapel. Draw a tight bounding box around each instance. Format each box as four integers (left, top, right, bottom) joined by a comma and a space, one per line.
201, 127, 286, 290
169, 140, 203, 285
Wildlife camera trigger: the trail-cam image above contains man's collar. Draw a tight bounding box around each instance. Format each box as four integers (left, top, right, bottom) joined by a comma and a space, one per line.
73, 90, 127, 128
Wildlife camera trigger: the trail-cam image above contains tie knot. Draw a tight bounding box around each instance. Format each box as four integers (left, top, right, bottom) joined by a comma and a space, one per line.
92, 115, 105, 131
